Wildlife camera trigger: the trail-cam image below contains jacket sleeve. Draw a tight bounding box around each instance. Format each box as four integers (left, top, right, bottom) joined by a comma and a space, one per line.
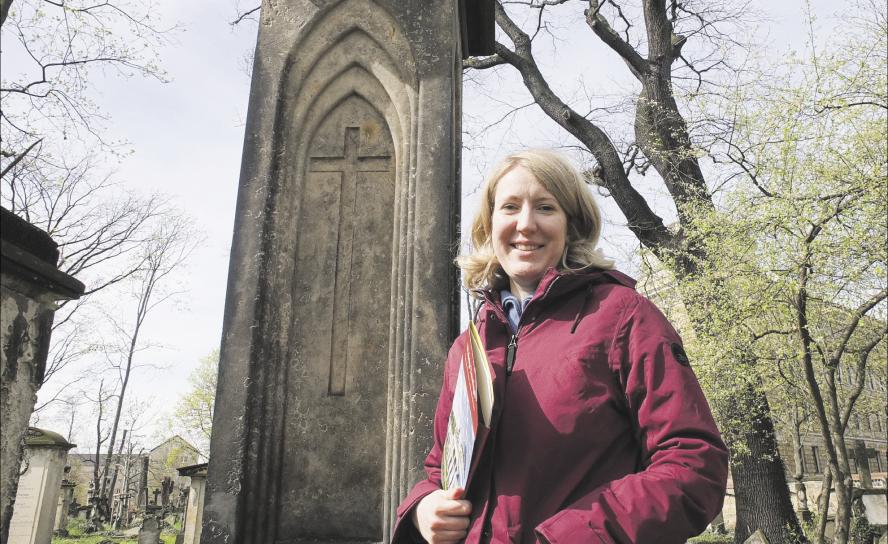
536, 296, 729, 544
390, 335, 465, 543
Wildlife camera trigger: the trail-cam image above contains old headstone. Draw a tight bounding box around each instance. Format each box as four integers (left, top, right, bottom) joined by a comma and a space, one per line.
177, 463, 207, 544
53, 476, 76, 536
7, 428, 75, 544
0, 208, 83, 544
138, 517, 162, 544
860, 490, 888, 527
743, 528, 771, 544
203, 1, 492, 542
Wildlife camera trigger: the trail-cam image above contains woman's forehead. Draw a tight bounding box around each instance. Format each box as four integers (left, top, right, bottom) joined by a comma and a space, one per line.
493, 166, 558, 200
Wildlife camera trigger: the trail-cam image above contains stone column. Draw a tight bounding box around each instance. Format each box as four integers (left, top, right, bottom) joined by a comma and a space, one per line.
177, 463, 207, 544
1, 208, 84, 544
7, 428, 76, 544
203, 2, 491, 543
53, 478, 76, 536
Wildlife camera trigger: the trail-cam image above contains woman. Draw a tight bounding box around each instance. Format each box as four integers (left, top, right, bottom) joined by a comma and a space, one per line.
392, 149, 729, 543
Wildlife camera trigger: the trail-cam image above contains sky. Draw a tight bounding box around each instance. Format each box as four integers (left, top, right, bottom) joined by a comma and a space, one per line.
3, 0, 845, 451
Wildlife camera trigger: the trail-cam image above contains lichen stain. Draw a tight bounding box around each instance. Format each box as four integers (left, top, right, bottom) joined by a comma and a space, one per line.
362, 121, 380, 141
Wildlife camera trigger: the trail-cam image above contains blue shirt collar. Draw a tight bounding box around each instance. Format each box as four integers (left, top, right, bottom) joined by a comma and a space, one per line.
500, 289, 532, 334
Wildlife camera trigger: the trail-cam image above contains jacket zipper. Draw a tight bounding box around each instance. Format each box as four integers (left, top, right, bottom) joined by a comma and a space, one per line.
505, 335, 518, 375
502, 277, 560, 377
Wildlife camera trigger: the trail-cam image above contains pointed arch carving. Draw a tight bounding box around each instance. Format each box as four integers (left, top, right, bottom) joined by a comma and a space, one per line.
241, 1, 422, 542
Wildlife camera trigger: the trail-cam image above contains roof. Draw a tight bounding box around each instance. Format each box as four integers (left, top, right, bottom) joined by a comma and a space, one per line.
149, 435, 199, 455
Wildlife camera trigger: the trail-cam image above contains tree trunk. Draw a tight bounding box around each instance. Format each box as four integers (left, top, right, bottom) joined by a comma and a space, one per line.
730, 384, 803, 544
791, 411, 813, 525
815, 469, 832, 544
831, 465, 852, 544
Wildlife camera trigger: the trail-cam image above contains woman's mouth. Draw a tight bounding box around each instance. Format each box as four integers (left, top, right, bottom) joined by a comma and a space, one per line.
512, 243, 542, 251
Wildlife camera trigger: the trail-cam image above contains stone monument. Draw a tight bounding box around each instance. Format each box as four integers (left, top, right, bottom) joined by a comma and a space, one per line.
177, 463, 207, 544
7, 428, 75, 544
0, 208, 84, 544
53, 473, 76, 536
203, 1, 492, 542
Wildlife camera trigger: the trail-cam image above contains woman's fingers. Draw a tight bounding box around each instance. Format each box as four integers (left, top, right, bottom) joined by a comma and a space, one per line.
428, 512, 470, 531
413, 488, 473, 543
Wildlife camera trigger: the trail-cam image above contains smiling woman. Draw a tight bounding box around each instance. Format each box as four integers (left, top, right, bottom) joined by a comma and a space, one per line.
391, 149, 730, 544
490, 165, 568, 300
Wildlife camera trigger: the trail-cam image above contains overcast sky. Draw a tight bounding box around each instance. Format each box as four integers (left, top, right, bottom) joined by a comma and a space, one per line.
6, 0, 843, 450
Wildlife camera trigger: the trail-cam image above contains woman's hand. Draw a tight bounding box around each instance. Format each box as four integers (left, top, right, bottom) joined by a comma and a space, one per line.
412, 487, 472, 543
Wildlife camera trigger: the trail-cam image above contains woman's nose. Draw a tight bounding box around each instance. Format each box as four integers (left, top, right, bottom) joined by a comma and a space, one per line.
516, 206, 536, 233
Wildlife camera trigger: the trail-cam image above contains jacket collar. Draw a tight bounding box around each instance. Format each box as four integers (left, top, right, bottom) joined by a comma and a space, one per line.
480, 267, 636, 313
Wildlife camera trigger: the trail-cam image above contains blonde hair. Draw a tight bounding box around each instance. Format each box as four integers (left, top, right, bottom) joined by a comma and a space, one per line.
457, 149, 614, 293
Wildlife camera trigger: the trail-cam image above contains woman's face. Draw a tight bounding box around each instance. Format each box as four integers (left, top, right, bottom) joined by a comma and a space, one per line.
491, 165, 568, 299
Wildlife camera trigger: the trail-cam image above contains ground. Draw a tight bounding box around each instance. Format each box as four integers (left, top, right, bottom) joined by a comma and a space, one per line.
52, 518, 180, 544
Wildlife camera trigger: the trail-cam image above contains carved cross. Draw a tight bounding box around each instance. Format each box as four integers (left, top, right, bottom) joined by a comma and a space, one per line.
309, 126, 392, 396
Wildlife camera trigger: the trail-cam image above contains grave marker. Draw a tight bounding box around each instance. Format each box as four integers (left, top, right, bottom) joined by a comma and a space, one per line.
203, 1, 493, 542
7, 428, 75, 544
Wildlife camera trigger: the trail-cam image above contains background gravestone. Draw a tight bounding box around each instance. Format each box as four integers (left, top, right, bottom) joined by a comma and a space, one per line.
7, 428, 75, 544
53, 476, 76, 536
177, 463, 207, 544
203, 1, 492, 543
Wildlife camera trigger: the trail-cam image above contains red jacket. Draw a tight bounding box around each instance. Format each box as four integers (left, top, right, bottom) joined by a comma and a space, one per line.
393, 268, 729, 543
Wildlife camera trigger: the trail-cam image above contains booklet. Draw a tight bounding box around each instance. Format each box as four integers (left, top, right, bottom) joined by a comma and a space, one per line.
441, 321, 494, 491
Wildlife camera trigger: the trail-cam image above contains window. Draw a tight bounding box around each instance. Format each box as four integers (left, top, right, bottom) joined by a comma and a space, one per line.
811, 446, 821, 473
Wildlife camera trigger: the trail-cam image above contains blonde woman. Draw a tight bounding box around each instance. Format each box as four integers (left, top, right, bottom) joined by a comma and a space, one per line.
393, 149, 728, 544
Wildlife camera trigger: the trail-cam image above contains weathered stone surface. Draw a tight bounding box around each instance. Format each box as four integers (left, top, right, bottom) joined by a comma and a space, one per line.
7, 428, 75, 544
861, 491, 887, 526
743, 528, 771, 544
204, 1, 468, 542
53, 478, 76, 535
138, 517, 161, 544
177, 463, 207, 544
1, 208, 83, 544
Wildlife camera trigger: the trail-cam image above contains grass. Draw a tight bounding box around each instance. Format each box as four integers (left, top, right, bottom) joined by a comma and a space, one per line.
52, 517, 180, 544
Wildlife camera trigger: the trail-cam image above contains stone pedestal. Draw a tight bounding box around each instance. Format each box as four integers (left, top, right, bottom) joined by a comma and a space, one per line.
177, 463, 207, 544
7, 428, 75, 544
1, 208, 84, 544
53, 479, 75, 535
203, 2, 492, 543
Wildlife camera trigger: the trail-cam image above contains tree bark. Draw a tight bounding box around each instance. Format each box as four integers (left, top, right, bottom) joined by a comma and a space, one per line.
729, 384, 802, 543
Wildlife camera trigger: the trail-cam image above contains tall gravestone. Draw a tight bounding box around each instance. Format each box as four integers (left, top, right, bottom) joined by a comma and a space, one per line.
1, 208, 84, 544
204, 1, 492, 542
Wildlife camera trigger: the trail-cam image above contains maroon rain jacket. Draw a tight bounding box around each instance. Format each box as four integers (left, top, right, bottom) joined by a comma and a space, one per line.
392, 268, 729, 543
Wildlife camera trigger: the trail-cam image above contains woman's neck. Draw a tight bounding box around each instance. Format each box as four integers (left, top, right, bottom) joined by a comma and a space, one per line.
508, 279, 538, 301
